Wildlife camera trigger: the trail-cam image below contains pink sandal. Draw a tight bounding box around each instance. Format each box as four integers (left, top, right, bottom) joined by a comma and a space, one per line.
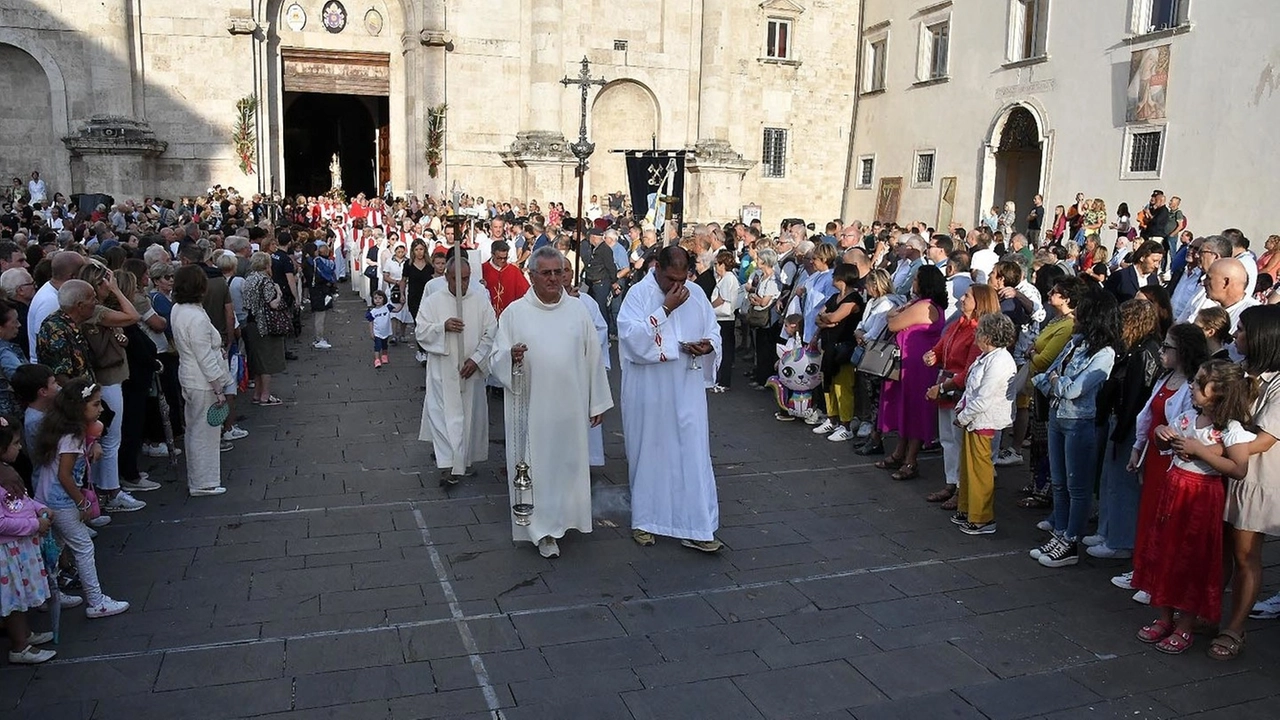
1155, 629, 1193, 655
1136, 619, 1173, 644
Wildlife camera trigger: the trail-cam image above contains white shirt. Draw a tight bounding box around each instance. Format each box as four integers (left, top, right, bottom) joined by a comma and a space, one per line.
27, 179, 47, 203
970, 248, 999, 284
711, 272, 741, 321
1170, 268, 1204, 322
1236, 251, 1258, 298
27, 282, 60, 363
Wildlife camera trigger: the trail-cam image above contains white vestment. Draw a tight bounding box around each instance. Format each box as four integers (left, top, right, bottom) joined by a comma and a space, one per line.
491, 291, 613, 545
577, 292, 611, 466
416, 288, 498, 474
618, 271, 722, 541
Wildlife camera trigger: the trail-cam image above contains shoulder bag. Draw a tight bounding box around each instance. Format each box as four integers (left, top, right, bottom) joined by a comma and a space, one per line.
82, 321, 128, 371
856, 325, 900, 381
257, 280, 293, 337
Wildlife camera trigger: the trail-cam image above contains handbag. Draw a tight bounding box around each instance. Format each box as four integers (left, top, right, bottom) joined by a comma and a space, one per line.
80, 447, 101, 520
256, 281, 292, 337
746, 304, 771, 328
82, 323, 127, 370
857, 338, 900, 380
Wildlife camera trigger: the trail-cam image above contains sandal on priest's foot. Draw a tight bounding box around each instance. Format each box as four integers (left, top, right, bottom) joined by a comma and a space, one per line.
681, 538, 723, 553
632, 529, 656, 547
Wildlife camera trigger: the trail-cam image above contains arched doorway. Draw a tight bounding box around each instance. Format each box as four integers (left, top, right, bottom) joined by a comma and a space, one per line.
0, 44, 62, 194
589, 81, 659, 205
990, 106, 1043, 227
282, 93, 387, 198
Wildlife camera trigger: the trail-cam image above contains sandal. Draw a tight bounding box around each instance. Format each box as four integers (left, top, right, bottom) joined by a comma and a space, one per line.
1017, 493, 1051, 509
925, 486, 956, 503
256, 395, 283, 406
1018, 483, 1036, 497
1155, 629, 1193, 655
891, 464, 919, 481
875, 456, 905, 470
940, 496, 958, 511
1207, 630, 1245, 660
1136, 619, 1174, 644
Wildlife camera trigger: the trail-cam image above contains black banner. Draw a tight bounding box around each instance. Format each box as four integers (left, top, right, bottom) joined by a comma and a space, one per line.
624, 151, 686, 232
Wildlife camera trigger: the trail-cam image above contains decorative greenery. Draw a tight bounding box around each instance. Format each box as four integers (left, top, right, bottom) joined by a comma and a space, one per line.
233, 95, 257, 175
426, 103, 447, 178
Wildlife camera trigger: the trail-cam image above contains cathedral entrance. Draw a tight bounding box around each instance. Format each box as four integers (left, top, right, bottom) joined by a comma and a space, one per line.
279, 49, 391, 199
990, 105, 1043, 228
282, 93, 387, 198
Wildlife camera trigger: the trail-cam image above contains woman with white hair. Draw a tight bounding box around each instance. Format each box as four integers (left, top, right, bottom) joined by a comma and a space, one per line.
0, 267, 35, 359
999, 200, 1018, 238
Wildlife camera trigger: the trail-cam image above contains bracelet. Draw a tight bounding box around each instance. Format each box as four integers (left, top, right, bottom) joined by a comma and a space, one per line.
76, 498, 91, 511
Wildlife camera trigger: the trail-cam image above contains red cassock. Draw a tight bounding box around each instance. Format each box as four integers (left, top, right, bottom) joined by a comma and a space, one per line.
481, 261, 530, 317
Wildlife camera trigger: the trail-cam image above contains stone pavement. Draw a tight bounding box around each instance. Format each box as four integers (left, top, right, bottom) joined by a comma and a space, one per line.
5, 292, 1280, 720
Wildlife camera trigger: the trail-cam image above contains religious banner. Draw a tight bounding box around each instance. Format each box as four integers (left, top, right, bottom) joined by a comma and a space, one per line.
1127, 44, 1169, 123
624, 151, 686, 233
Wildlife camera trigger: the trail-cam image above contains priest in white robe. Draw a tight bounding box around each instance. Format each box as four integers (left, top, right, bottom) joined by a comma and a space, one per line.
416, 258, 498, 485
491, 247, 613, 558
561, 254, 611, 467
618, 246, 723, 552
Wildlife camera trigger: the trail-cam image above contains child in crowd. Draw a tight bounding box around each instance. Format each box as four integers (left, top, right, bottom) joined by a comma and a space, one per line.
32, 379, 129, 619
1, 417, 58, 664
777, 313, 804, 357
13, 364, 58, 497
366, 290, 398, 368
952, 313, 1018, 535
1134, 360, 1254, 654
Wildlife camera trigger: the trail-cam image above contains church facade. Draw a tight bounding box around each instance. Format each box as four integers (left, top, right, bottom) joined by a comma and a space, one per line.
840, 0, 1280, 237
1, 0, 860, 224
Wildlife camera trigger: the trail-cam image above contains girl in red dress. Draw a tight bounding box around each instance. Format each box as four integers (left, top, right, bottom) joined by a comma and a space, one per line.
1133, 360, 1255, 654
1122, 324, 1209, 599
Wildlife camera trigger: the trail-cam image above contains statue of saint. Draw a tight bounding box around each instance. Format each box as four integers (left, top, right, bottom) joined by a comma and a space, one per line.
329, 153, 342, 191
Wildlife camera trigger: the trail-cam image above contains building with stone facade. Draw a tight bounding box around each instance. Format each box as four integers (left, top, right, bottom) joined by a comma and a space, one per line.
840, 0, 1280, 239
1, 0, 860, 225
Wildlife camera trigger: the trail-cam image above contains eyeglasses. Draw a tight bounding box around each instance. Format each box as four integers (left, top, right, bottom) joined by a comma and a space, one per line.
1159, 342, 1177, 352
534, 269, 565, 278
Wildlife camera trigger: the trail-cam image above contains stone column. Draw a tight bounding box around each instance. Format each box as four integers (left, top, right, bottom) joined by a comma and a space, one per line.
419, 0, 450, 199
687, 0, 753, 221
87, 0, 137, 118
501, 0, 573, 202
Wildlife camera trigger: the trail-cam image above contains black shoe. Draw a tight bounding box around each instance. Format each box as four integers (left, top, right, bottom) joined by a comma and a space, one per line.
284, 351, 299, 361
960, 521, 997, 536
854, 441, 885, 456
948, 511, 968, 526
1038, 539, 1079, 567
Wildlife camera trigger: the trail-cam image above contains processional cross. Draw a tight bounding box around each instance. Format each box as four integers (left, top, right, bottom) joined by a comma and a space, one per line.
561, 57, 607, 167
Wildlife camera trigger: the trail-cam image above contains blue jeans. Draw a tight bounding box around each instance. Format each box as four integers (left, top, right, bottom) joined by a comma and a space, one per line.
1047, 414, 1098, 541
1096, 418, 1140, 550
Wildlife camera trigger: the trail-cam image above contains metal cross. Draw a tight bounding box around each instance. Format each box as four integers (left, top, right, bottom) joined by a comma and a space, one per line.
561, 56, 607, 163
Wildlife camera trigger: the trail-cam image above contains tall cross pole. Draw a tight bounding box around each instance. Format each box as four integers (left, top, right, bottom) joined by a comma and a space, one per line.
561, 56, 606, 285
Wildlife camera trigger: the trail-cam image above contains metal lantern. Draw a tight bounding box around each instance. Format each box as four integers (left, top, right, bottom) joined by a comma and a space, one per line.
512, 461, 534, 526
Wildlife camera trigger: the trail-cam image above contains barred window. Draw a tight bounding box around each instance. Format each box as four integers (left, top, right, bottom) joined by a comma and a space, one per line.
915, 151, 935, 185
859, 157, 874, 187
762, 128, 787, 178
1129, 131, 1162, 173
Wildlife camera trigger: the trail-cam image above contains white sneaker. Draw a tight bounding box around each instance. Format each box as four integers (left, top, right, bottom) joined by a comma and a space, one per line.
856, 421, 873, 438
994, 449, 1024, 466
103, 491, 146, 513
708, 384, 727, 394
120, 478, 161, 493
828, 427, 855, 442
190, 486, 228, 497
415, 351, 427, 363
222, 426, 249, 441
27, 631, 53, 646
312, 339, 332, 349
85, 596, 129, 619
1081, 534, 1106, 547
1086, 544, 1132, 559
1132, 590, 1151, 605
8, 645, 56, 664
1111, 571, 1135, 590
1250, 591, 1280, 619
802, 409, 825, 426
142, 443, 181, 458
87, 515, 112, 528
812, 419, 837, 434
59, 593, 84, 609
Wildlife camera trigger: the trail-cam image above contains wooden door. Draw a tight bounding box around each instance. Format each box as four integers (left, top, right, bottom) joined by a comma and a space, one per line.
377, 122, 390, 196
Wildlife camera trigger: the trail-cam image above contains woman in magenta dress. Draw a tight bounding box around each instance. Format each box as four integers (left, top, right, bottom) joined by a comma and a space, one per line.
875, 265, 948, 481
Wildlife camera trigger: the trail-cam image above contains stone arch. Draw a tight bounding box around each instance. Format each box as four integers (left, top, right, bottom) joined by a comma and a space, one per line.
0, 31, 71, 191
589, 79, 661, 200
978, 100, 1053, 229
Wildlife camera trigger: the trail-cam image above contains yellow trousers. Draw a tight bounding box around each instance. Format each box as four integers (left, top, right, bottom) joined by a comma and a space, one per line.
824, 364, 856, 424
958, 429, 995, 524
